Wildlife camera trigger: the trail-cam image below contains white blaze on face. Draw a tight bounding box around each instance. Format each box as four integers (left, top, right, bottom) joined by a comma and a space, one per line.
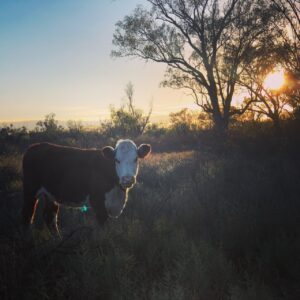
105, 186, 128, 218
114, 140, 139, 189
101, 140, 151, 218
102, 139, 151, 190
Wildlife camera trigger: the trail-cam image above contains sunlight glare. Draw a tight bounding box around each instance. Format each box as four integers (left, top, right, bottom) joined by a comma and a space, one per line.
263, 69, 285, 90
80, 205, 89, 212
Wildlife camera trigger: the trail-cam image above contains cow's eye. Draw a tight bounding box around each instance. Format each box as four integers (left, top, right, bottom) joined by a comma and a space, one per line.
134, 158, 138, 163
115, 159, 120, 164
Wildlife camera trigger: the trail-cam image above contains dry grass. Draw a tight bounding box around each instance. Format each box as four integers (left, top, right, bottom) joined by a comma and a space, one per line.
0, 141, 300, 299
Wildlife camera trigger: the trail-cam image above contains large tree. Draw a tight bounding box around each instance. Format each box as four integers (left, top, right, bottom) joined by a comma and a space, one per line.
239, 0, 300, 127
112, 0, 278, 134
270, 0, 299, 44
270, 0, 300, 111
240, 67, 290, 132
267, 0, 299, 77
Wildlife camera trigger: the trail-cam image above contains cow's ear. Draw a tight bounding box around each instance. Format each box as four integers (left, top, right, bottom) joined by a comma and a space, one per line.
137, 144, 151, 158
102, 146, 115, 160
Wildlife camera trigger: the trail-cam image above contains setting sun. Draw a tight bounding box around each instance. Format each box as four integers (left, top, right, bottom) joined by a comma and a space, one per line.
263, 69, 285, 91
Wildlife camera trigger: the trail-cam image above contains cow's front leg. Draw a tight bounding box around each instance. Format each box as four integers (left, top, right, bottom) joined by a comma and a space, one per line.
89, 193, 108, 226
42, 196, 61, 238
104, 187, 128, 218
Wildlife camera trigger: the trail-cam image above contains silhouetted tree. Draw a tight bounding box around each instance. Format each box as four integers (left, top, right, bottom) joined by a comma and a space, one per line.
238, 44, 289, 132
270, 0, 299, 43
269, 0, 300, 111
169, 108, 210, 134
35, 113, 64, 133
237, 0, 299, 132
103, 82, 152, 137
67, 120, 84, 134
112, 0, 278, 135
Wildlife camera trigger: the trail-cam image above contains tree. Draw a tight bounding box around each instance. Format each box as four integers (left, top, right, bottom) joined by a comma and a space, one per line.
103, 82, 152, 137
240, 64, 299, 131
35, 113, 64, 133
112, 0, 278, 135
269, 0, 300, 111
169, 108, 210, 134
67, 120, 84, 134
267, 0, 300, 81
241, 82, 290, 133
238, 42, 288, 132
270, 0, 299, 44
237, 1, 300, 130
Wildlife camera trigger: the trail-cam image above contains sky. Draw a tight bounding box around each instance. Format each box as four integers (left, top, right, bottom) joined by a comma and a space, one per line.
0, 0, 194, 124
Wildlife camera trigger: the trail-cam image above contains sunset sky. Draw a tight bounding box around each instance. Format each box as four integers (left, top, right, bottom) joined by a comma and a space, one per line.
0, 0, 194, 124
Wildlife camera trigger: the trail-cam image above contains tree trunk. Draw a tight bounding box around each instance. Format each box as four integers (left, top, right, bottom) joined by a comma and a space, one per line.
212, 112, 229, 138
208, 85, 229, 138
272, 115, 282, 137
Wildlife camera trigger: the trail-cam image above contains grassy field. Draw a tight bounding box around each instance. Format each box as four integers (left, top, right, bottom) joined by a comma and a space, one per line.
0, 133, 300, 299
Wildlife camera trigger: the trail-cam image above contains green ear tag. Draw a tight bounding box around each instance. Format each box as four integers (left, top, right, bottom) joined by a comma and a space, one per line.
80, 205, 88, 212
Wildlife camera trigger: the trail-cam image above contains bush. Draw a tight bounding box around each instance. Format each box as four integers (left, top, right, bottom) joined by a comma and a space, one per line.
0, 155, 22, 193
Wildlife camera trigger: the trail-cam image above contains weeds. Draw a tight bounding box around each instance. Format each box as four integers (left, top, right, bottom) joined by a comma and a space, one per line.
0, 130, 299, 299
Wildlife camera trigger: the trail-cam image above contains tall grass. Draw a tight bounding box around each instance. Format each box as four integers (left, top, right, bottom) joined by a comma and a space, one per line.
0, 136, 300, 299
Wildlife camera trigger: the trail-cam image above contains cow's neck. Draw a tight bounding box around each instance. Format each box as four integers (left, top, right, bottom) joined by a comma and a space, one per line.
92, 150, 119, 190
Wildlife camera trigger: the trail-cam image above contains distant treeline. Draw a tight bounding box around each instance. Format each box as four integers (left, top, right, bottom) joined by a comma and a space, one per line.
1, 105, 300, 156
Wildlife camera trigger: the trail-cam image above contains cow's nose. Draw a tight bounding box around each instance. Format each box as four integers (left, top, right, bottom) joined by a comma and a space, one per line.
120, 176, 135, 188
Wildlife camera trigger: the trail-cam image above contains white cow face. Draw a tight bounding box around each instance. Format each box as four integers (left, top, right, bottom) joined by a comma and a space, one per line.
102, 139, 151, 189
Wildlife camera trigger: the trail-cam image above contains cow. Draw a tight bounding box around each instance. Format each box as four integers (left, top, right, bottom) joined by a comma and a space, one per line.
21, 139, 151, 236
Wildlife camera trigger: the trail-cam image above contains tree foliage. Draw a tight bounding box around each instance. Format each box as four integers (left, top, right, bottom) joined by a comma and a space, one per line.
102, 82, 152, 137
236, 0, 299, 131
270, 0, 300, 44
238, 53, 290, 131
112, 0, 279, 134
169, 108, 211, 134
35, 113, 64, 133
67, 120, 84, 134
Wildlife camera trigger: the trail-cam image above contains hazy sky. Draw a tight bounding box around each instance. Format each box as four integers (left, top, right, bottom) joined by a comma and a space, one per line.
0, 0, 194, 122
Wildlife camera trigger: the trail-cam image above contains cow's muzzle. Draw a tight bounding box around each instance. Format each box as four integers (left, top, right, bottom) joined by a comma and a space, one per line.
120, 176, 136, 189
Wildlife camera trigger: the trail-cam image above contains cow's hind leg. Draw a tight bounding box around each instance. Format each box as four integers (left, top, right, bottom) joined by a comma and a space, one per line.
22, 191, 39, 229
43, 197, 61, 238
22, 162, 41, 234
21, 192, 39, 241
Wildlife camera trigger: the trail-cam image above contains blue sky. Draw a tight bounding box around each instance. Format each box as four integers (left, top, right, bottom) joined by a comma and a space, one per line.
0, 0, 190, 122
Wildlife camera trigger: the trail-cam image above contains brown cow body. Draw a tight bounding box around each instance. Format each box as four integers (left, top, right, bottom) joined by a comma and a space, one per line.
22, 143, 119, 233
22, 140, 151, 235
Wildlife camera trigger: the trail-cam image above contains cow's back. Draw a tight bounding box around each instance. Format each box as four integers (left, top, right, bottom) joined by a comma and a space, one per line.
23, 143, 99, 204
